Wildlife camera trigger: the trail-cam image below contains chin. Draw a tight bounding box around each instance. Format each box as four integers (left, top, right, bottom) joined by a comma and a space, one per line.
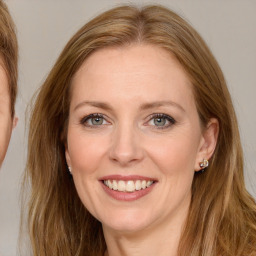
100, 209, 154, 234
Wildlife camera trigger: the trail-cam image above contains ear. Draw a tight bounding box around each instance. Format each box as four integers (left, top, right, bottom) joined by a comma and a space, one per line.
65, 143, 71, 168
194, 118, 219, 171
12, 116, 18, 129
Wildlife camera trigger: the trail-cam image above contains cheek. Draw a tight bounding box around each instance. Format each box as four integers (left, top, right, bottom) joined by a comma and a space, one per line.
67, 130, 109, 174
144, 134, 199, 212
145, 132, 200, 176
66, 129, 113, 218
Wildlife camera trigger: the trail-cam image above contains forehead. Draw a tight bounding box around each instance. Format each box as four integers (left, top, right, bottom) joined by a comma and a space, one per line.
71, 44, 195, 110
75, 44, 188, 79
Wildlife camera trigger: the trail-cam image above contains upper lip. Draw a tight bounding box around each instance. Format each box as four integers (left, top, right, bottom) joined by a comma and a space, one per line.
99, 175, 157, 181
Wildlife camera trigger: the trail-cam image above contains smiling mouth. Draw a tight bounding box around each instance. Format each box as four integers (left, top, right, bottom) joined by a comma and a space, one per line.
103, 179, 155, 193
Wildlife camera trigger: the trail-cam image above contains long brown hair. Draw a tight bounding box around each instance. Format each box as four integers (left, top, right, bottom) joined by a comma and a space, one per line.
23, 5, 256, 256
0, 0, 18, 117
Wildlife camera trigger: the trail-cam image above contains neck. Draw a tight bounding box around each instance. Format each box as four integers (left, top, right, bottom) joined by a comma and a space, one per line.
103, 203, 189, 256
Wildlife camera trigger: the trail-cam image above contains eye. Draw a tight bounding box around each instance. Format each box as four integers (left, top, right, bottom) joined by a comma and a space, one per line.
154, 116, 167, 126
147, 114, 176, 129
80, 114, 109, 127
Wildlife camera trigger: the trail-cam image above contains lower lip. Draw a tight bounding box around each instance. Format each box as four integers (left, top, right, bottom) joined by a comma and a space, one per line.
101, 182, 156, 201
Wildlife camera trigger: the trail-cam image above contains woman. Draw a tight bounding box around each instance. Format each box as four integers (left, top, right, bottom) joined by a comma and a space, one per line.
0, 0, 18, 167
24, 5, 256, 256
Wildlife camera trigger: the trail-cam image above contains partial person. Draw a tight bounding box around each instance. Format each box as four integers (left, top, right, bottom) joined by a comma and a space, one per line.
24, 5, 256, 256
0, 0, 18, 167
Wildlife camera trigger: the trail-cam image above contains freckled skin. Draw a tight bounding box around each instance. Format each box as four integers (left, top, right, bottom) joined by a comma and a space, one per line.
65, 44, 218, 255
0, 63, 13, 167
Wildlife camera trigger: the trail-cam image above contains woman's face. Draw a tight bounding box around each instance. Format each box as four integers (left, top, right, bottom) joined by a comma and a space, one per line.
66, 44, 217, 233
0, 62, 14, 167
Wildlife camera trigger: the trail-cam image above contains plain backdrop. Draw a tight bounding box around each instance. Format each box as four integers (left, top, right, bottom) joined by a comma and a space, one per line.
0, 0, 255, 255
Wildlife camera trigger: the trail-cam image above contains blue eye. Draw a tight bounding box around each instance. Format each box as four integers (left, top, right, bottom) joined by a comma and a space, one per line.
80, 114, 107, 127
148, 114, 176, 129
90, 116, 104, 125
154, 116, 167, 126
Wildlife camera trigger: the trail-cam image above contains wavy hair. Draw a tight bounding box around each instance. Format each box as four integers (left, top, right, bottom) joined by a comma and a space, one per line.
23, 5, 256, 256
0, 0, 18, 117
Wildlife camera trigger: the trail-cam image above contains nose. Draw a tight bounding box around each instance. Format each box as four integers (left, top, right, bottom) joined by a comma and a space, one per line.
109, 123, 144, 166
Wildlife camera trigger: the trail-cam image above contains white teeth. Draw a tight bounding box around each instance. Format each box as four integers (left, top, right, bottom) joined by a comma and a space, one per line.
118, 180, 126, 192
135, 180, 141, 191
126, 181, 135, 192
147, 181, 153, 187
104, 179, 154, 192
141, 180, 146, 189
112, 180, 118, 190
108, 180, 113, 189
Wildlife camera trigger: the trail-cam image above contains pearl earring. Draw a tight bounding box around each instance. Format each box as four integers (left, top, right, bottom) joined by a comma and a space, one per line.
199, 159, 209, 169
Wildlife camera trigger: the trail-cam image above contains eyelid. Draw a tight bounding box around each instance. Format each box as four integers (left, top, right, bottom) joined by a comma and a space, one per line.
79, 113, 176, 129
145, 113, 176, 129
80, 113, 111, 127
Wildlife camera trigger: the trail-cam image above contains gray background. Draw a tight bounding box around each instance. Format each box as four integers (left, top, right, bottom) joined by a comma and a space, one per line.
0, 0, 255, 255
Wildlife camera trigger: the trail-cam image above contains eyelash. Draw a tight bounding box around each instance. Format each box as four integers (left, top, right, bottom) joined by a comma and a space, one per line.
80, 113, 176, 129
80, 113, 108, 127
147, 113, 176, 129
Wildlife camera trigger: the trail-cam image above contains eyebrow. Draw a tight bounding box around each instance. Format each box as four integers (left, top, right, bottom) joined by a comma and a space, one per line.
74, 100, 185, 112
139, 101, 185, 112
74, 101, 113, 111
